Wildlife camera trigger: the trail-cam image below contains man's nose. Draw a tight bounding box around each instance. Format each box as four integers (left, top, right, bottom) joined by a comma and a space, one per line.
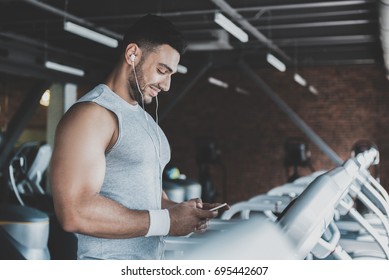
159, 76, 171, 92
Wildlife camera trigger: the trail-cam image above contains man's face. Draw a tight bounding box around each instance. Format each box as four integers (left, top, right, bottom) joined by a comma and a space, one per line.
128, 44, 180, 104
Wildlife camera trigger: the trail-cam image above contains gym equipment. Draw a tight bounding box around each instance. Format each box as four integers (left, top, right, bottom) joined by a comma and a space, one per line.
0, 203, 50, 260
163, 217, 298, 260
182, 217, 297, 260
350, 139, 382, 214
333, 171, 389, 259
164, 192, 296, 259
3, 141, 77, 259
163, 167, 202, 203
266, 159, 389, 260
351, 139, 380, 181
284, 137, 315, 182
195, 137, 226, 202
0, 142, 51, 259
7, 141, 50, 206
164, 218, 243, 259
163, 180, 201, 202
164, 147, 389, 260
221, 195, 291, 221
278, 147, 388, 259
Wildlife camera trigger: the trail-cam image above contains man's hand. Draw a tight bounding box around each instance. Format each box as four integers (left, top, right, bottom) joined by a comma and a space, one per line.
167, 198, 217, 236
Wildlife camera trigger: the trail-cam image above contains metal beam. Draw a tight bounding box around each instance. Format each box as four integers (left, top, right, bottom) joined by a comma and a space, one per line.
277, 35, 376, 47
0, 32, 109, 66
23, 0, 122, 40
101, 1, 374, 21
160, 61, 213, 122
256, 19, 375, 31
211, 0, 292, 63
0, 80, 52, 170
0, 58, 89, 84
238, 60, 343, 166
235, 0, 374, 12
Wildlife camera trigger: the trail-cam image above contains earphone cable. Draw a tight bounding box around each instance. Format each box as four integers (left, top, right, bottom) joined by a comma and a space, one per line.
155, 95, 162, 159
132, 61, 162, 166
132, 63, 148, 120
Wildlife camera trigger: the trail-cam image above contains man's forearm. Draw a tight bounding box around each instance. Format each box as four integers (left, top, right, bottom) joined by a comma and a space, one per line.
56, 194, 150, 239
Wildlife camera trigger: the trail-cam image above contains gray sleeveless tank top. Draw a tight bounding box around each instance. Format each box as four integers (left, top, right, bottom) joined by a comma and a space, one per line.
75, 84, 170, 259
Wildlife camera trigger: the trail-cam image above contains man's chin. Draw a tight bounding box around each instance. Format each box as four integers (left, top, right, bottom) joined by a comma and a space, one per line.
134, 92, 152, 104
144, 96, 153, 104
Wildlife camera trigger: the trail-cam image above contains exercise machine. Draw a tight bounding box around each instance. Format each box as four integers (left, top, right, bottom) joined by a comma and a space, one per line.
278, 147, 389, 259
2, 141, 77, 259
0, 203, 50, 259
164, 147, 389, 260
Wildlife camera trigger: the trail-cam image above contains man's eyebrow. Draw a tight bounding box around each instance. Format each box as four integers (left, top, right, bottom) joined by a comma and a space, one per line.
158, 63, 175, 73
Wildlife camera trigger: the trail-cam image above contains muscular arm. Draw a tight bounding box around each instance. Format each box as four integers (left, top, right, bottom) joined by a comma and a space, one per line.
50, 103, 149, 239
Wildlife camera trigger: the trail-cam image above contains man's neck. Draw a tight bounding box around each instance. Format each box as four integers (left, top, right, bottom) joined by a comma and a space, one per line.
105, 64, 137, 105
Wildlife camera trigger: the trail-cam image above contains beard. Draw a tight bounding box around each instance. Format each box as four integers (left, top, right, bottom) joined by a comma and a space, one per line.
128, 61, 148, 104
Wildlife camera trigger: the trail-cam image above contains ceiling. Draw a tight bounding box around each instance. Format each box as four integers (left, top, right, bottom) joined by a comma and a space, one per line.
0, 0, 386, 84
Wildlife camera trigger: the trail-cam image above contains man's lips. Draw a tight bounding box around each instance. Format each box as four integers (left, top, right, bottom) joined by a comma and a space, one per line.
149, 86, 160, 97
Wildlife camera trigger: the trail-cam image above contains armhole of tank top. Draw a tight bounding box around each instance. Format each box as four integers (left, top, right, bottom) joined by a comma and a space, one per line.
104, 107, 122, 154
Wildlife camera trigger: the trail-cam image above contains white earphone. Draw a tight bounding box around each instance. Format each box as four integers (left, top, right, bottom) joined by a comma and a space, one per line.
130, 54, 136, 62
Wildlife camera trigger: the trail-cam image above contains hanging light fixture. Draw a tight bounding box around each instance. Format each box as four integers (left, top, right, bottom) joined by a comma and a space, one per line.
308, 85, 319, 95
266, 53, 286, 72
177, 64, 188, 74
293, 73, 307, 87
64, 21, 118, 48
45, 61, 85, 76
214, 12, 249, 43
208, 77, 229, 88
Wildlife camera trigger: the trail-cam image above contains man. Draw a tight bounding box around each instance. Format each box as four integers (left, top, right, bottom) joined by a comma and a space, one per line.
50, 14, 224, 260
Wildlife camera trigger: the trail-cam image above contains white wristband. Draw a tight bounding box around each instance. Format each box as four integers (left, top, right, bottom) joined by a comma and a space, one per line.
145, 209, 170, 237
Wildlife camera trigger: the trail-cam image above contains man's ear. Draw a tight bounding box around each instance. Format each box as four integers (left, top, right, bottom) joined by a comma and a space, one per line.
125, 43, 142, 65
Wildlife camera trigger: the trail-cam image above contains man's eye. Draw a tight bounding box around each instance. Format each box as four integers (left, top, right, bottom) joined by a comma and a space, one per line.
157, 69, 165, 74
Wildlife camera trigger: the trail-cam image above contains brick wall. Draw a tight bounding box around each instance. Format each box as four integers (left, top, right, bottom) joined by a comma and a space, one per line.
159, 64, 389, 204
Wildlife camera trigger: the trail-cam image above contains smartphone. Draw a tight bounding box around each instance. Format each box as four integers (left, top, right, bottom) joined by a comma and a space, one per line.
209, 203, 227, 211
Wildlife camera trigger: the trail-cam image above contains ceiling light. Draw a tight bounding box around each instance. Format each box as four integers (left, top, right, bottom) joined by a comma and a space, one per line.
235, 86, 250, 96
177, 64, 188, 74
308, 85, 319, 95
40, 89, 50, 107
208, 77, 229, 88
293, 73, 307, 87
266, 53, 286, 72
45, 61, 85, 76
214, 12, 249, 43
64, 21, 118, 48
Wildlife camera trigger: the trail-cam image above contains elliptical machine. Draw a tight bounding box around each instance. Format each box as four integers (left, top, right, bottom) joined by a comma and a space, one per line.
1, 142, 51, 259
1, 141, 77, 259
0, 203, 50, 259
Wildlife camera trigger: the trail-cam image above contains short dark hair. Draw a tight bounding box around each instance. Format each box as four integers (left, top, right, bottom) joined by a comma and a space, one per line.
121, 14, 187, 56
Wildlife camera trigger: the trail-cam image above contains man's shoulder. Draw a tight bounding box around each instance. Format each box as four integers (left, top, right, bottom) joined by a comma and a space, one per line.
77, 84, 106, 102
69, 100, 108, 115
59, 101, 116, 133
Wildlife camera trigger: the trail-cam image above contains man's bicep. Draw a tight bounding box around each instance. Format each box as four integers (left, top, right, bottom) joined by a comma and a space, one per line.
51, 134, 106, 196
50, 105, 110, 208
